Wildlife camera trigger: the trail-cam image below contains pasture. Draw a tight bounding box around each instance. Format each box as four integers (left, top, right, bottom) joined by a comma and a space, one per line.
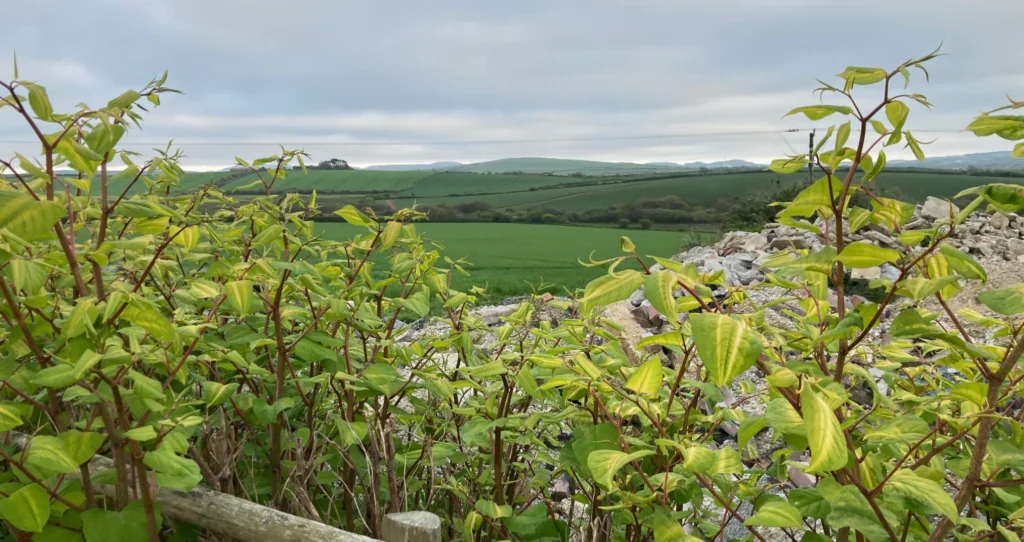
315, 222, 715, 297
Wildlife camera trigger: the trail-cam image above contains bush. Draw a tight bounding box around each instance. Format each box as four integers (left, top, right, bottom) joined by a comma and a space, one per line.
638, 218, 652, 229
618, 218, 630, 229
4, 47, 1024, 542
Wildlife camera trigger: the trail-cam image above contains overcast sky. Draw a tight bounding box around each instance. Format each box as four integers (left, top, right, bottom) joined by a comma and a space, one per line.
1, 0, 1022, 169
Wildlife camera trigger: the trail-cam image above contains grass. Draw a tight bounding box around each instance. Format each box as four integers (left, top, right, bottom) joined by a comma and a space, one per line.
315, 222, 715, 298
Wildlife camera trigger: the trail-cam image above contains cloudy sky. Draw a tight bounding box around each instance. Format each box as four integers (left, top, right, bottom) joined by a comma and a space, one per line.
1, 0, 1021, 169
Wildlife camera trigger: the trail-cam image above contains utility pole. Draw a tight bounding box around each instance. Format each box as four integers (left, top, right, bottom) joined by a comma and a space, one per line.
808, 129, 815, 184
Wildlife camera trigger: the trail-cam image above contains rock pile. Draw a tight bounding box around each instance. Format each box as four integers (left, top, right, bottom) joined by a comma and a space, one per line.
625, 196, 1024, 318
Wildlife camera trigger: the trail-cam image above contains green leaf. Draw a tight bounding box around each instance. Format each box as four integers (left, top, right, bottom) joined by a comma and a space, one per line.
784, 105, 853, 120
2, 259, 47, 294
625, 358, 663, 397
0, 404, 23, 432
0, 483, 50, 533
745, 500, 803, 528
21, 82, 54, 121
978, 285, 1024, 315
883, 469, 958, 520
59, 430, 104, 465
766, 398, 806, 436
848, 207, 872, 233
580, 270, 645, 314
870, 120, 888, 136
835, 121, 851, 149
250, 224, 283, 248
777, 176, 842, 218
82, 500, 161, 542
224, 280, 253, 317
202, 382, 239, 407
620, 236, 635, 252
26, 436, 79, 474
896, 276, 960, 302
789, 487, 831, 519
772, 247, 838, 275
951, 382, 987, 407
119, 300, 176, 344
1014, 142, 1024, 159
474, 499, 513, 519
939, 245, 987, 283
637, 332, 683, 349
885, 101, 910, 132
966, 114, 1024, 140
143, 447, 203, 491
587, 449, 654, 488
863, 150, 886, 182
650, 511, 690, 542
801, 384, 848, 473
334, 205, 376, 228
379, 221, 402, 250
836, 242, 900, 268
738, 416, 768, 449
769, 157, 808, 174
690, 313, 763, 387
31, 365, 77, 389
838, 66, 887, 86
0, 192, 65, 241
644, 271, 678, 324
123, 426, 158, 442
905, 131, 926, 161
889, 308, 941, 339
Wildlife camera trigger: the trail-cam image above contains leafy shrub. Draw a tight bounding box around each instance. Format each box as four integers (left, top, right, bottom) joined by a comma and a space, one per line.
2, 47, 1024, 542
618, 218, 630, 229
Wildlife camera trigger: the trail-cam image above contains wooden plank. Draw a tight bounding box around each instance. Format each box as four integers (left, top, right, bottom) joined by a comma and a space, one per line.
381, 512, 442, 542
7, 431, 416, 542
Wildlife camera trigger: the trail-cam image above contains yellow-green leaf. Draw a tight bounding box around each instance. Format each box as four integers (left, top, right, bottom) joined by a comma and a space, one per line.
690, 313, 763, 386
581, 270, 644, 314
801, 384, 848, 473
625, 359, 663, 397
334, 205, 376, 228
784, 105, 853, 120
0, 483, 49, 533
224, 280, 253, 317
644, 271, 678, 324
587, 449, 654, 488
883, 470, 958, 520
836, 242, 900, 268
885, 101, 910, 132
745, 500, 803, 528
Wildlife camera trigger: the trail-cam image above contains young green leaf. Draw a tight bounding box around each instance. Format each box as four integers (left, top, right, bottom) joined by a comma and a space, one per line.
783, 105, 853, 120
82, 500, 162, 542
939, 245, 987, 283
885, 101, 910, 132
690, 313, 763, 386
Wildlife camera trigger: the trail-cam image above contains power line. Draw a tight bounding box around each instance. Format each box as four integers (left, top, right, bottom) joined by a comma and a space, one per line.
0, 128, 967, 148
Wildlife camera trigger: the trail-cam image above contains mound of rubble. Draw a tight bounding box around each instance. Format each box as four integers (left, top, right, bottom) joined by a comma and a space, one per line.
624, 196, 1024, 326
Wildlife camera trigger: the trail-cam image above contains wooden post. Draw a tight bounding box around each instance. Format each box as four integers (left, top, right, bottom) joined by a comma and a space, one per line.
5, 432, 442, 542
381, 512, 442, 542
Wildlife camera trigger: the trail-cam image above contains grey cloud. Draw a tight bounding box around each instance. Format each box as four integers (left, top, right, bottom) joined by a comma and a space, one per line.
0, 0, 1022, 168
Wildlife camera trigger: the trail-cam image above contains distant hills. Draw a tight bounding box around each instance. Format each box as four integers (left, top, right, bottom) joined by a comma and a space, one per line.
888, 151, 1023, 171
357, 151, 1023, 175
363, 157, 763, 175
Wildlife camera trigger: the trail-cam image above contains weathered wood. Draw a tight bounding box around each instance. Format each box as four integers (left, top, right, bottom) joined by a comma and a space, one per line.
5, 432, 436, 542
381, 512, 442, 542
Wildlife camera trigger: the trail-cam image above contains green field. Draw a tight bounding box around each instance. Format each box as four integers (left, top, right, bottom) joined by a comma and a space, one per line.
315, 222, 713, 297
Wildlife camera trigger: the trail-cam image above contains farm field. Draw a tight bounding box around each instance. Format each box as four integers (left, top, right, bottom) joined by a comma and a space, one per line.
315, 222, 714, 297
